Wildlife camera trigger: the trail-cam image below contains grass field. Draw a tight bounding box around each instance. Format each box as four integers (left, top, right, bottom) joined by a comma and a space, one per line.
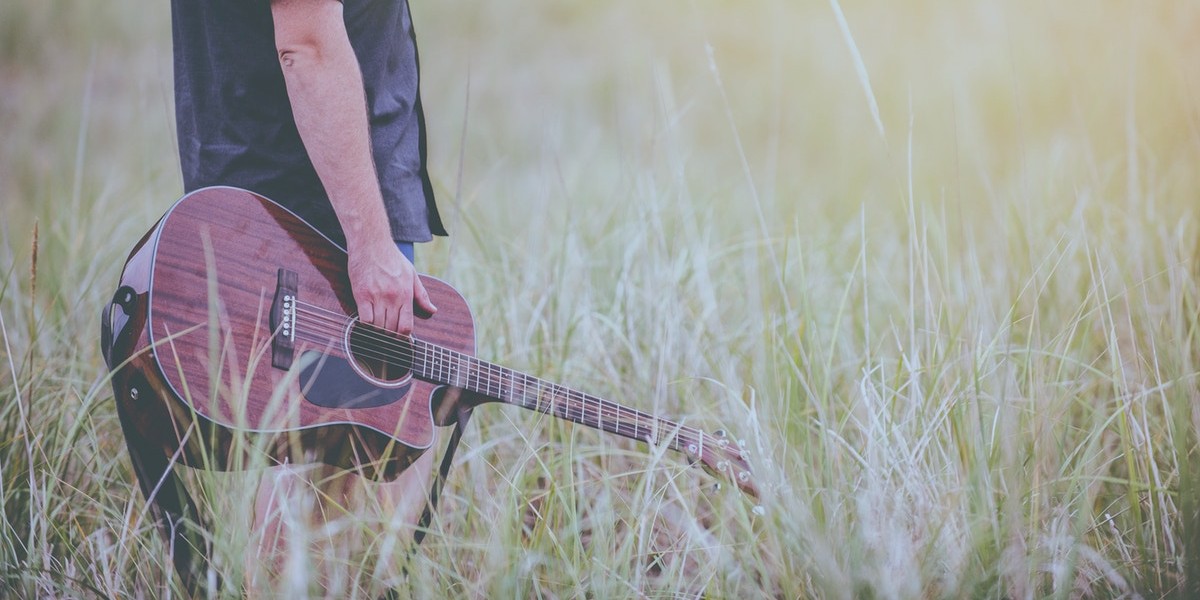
3, 0, 1200, 597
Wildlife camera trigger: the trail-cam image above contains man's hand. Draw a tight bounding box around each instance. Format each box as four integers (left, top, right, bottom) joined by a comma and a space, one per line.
346, 240, 436, 336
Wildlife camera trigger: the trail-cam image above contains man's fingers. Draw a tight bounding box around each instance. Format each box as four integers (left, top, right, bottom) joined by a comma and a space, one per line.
397, 303, 414, 336
358, 300, 375, 326
382, 306, 401, 335
413, 276, 437, 316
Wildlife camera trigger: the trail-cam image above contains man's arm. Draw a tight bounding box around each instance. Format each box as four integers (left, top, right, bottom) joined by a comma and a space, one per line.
270, 0, 435, 335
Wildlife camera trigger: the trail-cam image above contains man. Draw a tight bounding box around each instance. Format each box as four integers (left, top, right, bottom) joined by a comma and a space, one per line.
169, 0, 446, 590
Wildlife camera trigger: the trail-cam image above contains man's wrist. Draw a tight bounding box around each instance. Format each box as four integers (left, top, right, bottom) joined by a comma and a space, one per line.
345, 226, 402, 257
335, 192, 394, 250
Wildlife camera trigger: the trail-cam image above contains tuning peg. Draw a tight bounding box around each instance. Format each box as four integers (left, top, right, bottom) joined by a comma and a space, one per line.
714, 430, 730, 447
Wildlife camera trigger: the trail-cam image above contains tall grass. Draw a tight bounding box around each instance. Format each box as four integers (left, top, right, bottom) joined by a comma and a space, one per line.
3, 0, 1199, 597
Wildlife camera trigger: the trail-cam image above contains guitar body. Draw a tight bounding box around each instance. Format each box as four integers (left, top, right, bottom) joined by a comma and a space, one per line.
107, 187, 474, 479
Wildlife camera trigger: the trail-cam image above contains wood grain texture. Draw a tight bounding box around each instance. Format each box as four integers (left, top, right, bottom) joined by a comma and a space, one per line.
127, 187, 475, 476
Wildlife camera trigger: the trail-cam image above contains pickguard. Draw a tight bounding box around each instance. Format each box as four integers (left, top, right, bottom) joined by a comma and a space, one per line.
296, 350, 410, 409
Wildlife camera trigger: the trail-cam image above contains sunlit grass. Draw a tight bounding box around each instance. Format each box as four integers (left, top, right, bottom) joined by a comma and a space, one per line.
3, 0, 1199, 597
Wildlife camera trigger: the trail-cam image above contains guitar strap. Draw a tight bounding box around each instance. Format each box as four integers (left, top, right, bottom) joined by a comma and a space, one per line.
102, 287, 215, 596
114, 393, 216, 597
414, 402, 472, 546
101, 288, 472, 597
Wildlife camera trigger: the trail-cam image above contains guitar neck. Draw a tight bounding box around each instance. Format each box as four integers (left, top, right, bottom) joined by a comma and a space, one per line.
411, 339, 704, 453
399, 335, 756, 498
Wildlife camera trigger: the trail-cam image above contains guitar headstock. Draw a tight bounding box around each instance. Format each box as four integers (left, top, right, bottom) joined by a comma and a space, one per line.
689, 428, 760, 501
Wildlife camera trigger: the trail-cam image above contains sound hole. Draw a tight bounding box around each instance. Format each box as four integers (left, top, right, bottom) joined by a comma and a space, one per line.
347, 322, 411, 384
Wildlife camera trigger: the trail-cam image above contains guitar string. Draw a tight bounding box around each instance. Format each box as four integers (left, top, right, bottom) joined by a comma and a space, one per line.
288, 302, 713, 452
287, 331, 709, 457
286, 299, 739, 461
289, 304, 709, 451
286, 321, 700, 447
286, 301, 713, 452
287, 330, 711, 457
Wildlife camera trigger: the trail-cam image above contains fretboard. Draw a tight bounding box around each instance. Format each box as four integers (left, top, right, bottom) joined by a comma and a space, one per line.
410, 339, 705, 453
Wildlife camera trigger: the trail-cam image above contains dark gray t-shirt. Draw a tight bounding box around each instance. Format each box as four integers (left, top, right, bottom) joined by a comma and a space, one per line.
170, 0, 446, 243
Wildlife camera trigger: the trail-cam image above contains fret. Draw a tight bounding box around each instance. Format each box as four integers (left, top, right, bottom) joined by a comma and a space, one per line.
496, 366, 506, 401
535, 376, 549, 410
475, 359, 486, 396
474, 361, 483, 395
575, 393, 588, 427
614, 398, 622, 448
584, 394, 599, 430
556, 385, 569, 420
570, 390, 585, 425
457, 354, 470, 389
478, 358, 489, 393
412, 340, 695, 454
453, 352, 464, 388
486, 362, 497, 397
466, 357, 479, 394
516, 373, 531, 408
550, 384, 561, 413
562, 387, 577, 423
491, 365, 500, 398
468, 355, 481, 392
428, 344, 442, 381
415, 342, 428, 378
550, 383, 566, 420
509, 372, 524, 406
515, 372, 532, 408
412, 343, 427, 374
414, 341, 427, 378
374, 333, 755, 498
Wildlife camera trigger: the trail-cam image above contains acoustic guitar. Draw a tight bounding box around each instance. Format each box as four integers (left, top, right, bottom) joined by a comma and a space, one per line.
103, 186, 757, 498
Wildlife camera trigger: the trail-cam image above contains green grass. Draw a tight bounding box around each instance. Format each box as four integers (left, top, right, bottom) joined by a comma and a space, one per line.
3, 0, 1200, 597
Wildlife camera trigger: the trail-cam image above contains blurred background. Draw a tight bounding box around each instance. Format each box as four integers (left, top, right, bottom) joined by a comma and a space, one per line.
5, 1, 1197, 256
3, 0, 1199, 596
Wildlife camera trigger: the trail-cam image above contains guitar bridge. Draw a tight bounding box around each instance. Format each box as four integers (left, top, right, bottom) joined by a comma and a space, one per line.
270, 268, 298, 370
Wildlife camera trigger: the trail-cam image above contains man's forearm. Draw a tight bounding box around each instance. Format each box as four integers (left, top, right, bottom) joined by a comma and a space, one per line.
273, 0, 393, 252
269, 0, 435, 336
